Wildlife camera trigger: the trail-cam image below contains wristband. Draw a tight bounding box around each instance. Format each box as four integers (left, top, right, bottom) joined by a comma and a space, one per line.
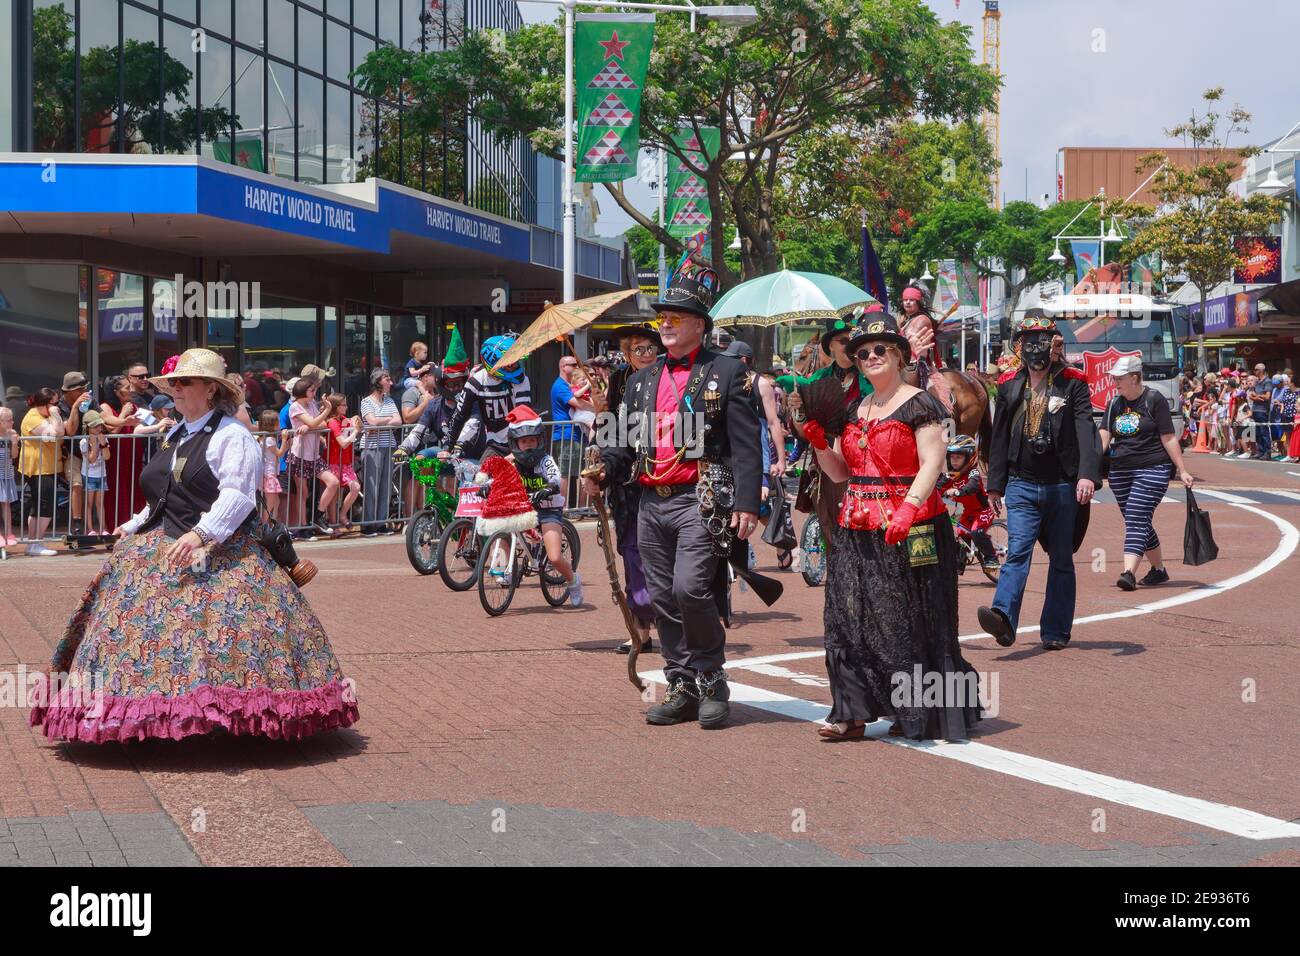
193, 526, 214, 547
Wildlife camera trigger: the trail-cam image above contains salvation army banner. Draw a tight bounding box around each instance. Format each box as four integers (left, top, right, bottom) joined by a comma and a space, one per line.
575, 15, 655, 183
665, 126, 720, 239
1233, 236, 1282, 285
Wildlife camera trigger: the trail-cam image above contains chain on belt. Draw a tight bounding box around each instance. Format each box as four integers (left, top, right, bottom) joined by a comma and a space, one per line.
696, 460, 736, 556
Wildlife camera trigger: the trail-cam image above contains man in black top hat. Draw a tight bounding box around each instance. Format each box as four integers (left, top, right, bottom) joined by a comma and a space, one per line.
584, 263, 776, 728
977, 315, 1101, 651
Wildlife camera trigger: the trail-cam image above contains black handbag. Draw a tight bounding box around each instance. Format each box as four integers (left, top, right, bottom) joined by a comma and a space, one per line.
762, 485, 798, 551
1182, 488, 1218, 566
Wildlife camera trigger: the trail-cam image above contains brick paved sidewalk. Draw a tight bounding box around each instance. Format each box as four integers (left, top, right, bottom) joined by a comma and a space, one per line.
1, 454, 1298, 866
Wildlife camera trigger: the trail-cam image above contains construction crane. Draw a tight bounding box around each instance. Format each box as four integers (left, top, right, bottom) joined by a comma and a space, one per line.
982, 1, 1001, 208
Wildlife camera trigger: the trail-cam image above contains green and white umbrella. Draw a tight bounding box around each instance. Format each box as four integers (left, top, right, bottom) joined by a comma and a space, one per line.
709, 269, 876, 328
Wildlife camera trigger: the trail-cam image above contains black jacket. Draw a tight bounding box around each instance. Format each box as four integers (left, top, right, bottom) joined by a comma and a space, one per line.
988, 363, 1101, 494
600, 348, 764, 515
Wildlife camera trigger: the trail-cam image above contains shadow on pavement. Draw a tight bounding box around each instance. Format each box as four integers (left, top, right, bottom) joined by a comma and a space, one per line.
46, 727, 369, 770
991, 639, 1146, 662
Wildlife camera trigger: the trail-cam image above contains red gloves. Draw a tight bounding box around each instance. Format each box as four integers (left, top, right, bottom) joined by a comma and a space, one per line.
885, 501, 919, 546
803, 420, 828, 450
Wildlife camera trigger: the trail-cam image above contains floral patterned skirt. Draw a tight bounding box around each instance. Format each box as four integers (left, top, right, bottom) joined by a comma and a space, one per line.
29, 527, 359, 743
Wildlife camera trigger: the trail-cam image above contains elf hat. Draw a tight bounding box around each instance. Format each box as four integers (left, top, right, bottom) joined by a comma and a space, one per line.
441, 326, 470, 380
475, 455, 538, 536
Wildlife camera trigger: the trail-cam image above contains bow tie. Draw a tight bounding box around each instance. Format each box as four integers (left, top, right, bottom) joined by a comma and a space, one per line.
665, 353, 694, 371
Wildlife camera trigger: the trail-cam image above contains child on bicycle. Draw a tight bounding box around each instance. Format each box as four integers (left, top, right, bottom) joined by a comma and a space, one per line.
938, 435, 999, 573
504, 405, 583, 607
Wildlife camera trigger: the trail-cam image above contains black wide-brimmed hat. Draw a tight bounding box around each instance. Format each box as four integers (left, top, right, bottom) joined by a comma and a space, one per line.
609, 322, 662, 349
817, 315, 858, 355
652, 261, 721, 326
844, 309, 912, 362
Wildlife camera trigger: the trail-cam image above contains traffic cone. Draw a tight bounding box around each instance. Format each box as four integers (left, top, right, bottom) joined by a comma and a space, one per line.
1192, 417, 1211, 453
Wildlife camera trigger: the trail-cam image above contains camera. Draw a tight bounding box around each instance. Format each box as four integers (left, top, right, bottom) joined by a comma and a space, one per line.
1029, 433, 1051, 456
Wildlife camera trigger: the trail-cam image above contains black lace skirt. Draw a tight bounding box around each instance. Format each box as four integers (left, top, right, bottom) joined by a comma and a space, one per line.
823, 516, 981, 740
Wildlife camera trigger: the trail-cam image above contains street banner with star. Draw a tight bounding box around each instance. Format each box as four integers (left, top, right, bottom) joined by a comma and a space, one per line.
575, 14, 655, 183
666, 126, 720, 239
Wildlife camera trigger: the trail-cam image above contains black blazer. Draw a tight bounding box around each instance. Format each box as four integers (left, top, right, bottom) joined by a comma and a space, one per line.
988, 363, 1102, 494
600, 348, 764, 515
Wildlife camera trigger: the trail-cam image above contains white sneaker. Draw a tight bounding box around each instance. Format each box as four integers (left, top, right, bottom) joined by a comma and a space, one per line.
26, 544, 57, 557
568, 574, 584, 607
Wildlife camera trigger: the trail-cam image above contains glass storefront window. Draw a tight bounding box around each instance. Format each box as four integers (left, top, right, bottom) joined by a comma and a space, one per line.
0, 264, 87, 410
200, 35, 234, 162
374, 312, 427, 390
163, 18, 198, 155
151, 277, 182, 373
322, 305, 339, 395
203, 0, 232, 37
165, 0, 198, 23
236, 0, 264, 47
378, 1, 399, 46
343, 308, 369, 414
233, 48, 265, 171
96, 269, 148, 384
267, 61, 296, 179
267, 0, 294, 61
122, 5, 161, 153
243, 297, 319, 410
298, 72, 325, 184
353, 0, 375, 36
354, 92, 375, 179
403, 0, 425, 51
298, 7, 323, 74
32, 2, 75, 150
327, 18, 350, 78
78, 0, 120, 152
325, 82, 352, 183
0, 0, 10, 151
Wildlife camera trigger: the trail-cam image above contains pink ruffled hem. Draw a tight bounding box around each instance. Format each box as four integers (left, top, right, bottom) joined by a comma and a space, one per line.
29, 680, 359, 744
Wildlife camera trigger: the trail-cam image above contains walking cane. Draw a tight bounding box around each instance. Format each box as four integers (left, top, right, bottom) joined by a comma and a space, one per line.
581, 446, 646, 693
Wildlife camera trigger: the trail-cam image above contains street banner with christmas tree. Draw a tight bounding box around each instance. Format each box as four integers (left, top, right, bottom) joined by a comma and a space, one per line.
574, 14, 655, 183
666, 126, 720, 238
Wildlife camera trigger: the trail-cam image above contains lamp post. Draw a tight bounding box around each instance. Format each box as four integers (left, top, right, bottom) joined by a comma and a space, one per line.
532, 0, 756, 358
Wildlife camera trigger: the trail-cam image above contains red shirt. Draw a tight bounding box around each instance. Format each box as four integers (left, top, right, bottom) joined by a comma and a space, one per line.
326, 418, 354, 468
640, 348, 700, 487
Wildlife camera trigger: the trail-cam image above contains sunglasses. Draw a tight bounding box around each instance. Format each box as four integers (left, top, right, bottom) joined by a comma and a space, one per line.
831, 336, 852, 348
172, 377, 195, 387
129, 372, 149, 379
629, 345, 658, 356
855, 344, 895, 361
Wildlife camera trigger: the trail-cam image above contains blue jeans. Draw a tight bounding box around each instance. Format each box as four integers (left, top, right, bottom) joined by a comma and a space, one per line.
992, 478, 1078, 644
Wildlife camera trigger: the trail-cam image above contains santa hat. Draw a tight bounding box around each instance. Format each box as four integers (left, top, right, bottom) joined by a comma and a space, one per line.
442, 326, 470, 379
505, 404, 543, 437
475, 455, 538, 536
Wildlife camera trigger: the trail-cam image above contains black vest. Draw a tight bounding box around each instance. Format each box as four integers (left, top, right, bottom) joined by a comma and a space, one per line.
139, 412, 247, 539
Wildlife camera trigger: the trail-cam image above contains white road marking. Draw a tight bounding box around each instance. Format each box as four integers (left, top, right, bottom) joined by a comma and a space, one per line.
740, 662, 831, 687
727, 491, 1298, 661
637, 670, 1300, 841
1267, 490, 1300, 505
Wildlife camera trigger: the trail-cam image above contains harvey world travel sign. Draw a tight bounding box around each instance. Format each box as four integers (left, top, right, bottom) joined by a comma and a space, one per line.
242, 184, 359, 234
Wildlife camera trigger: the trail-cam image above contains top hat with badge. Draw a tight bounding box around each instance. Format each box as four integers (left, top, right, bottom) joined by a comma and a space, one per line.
843, 309, 912, 362
651, 261, 721, 330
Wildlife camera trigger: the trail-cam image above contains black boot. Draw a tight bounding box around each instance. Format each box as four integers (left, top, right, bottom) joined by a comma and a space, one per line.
977, 605, 1015, 647
645, 677, 699, 725
696, 669, 731, 729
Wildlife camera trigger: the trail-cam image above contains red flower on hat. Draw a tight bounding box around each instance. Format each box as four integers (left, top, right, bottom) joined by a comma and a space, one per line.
160, 354, 180, 376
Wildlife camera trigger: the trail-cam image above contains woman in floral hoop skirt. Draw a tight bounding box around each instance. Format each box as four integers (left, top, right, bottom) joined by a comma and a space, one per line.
30, 349, 358, 743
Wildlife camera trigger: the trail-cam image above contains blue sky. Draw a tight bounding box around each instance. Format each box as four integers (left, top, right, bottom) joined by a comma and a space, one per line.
518, 0, 1300, 236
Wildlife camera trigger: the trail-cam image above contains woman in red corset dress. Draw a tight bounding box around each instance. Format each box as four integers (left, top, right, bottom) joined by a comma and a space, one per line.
802, 313, 981, 742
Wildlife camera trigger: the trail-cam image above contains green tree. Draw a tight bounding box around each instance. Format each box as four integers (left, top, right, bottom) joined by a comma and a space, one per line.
1109, 88, 1285, 372
353, 0, 997, 282
33, 5, 232, 152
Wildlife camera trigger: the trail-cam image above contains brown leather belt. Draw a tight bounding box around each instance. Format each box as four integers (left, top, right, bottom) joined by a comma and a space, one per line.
642, 483, 695, 499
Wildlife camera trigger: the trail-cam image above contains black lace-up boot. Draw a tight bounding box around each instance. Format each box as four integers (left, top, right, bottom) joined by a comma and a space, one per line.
696, 669, 731, 729
645, 677, 699, 725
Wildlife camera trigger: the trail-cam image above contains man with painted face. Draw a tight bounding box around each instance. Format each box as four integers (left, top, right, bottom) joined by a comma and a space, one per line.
978, 314, 1101, 651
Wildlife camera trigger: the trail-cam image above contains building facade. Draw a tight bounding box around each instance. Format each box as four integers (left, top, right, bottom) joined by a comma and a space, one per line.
1, 0, 628, 412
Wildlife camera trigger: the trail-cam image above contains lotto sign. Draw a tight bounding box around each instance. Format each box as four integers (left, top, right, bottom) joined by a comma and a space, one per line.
1082, 347, 1142, 412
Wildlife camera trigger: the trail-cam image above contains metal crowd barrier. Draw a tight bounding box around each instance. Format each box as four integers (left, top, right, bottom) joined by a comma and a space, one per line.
3, 413, 603, 554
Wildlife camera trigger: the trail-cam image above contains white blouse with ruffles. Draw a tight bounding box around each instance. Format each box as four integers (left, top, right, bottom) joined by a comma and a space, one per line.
120, 409, 260, 544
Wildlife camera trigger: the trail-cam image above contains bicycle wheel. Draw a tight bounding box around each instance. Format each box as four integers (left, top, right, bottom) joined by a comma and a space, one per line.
405, 510, 443, 575
477, 532, 521, 616
437, 517, 481, 591
540, 520, 581, 586
982, 520, 1009, 584
799, 514, 826, 587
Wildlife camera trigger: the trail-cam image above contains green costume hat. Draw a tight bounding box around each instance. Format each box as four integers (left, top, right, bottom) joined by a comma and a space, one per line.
442, 326, 470, 379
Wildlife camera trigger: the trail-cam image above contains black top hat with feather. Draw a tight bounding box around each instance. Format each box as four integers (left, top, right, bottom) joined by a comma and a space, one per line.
652, 261, 721, 328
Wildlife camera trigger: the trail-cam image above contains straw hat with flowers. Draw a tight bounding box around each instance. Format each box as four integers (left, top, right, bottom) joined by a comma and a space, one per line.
149, 348, 242, 402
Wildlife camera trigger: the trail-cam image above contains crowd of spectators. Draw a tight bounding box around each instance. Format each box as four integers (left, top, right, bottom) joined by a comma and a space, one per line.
1178, 363, 1300, 461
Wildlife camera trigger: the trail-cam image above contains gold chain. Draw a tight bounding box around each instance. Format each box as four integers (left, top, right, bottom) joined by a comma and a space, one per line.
1023, 382, 1049, 437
